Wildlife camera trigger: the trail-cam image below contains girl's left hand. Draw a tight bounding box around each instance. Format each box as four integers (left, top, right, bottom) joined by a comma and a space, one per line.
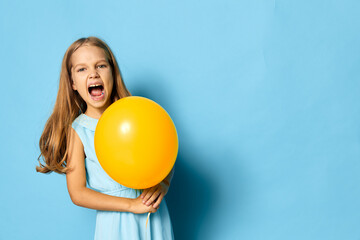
140, 181, 169, 209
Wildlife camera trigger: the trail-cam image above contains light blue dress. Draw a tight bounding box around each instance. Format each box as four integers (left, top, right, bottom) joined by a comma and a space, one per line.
72, 113, 174, 240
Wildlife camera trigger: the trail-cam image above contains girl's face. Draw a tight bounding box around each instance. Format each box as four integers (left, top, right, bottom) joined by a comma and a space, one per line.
70, 45, 114, 117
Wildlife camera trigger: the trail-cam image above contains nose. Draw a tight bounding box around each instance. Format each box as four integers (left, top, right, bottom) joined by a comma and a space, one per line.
89, 68, 100, 79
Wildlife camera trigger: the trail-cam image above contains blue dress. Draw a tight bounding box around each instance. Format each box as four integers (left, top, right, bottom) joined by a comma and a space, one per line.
72, 113, 174, 240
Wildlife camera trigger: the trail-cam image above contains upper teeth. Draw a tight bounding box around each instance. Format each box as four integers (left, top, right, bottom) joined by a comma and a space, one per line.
89, 84, 102, 87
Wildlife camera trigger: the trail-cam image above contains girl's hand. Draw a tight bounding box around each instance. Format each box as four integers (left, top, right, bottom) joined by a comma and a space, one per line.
130, 195, 158, 214
140, 181, 169, 209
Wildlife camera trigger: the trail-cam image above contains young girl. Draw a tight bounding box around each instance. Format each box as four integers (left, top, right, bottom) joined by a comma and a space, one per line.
36, 36, 175, 240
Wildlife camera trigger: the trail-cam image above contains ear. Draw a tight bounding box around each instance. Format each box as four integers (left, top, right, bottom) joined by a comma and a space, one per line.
71, 79, 77, 91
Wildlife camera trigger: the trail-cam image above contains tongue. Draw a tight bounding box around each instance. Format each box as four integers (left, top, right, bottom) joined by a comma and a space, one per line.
90, 88, 102, 96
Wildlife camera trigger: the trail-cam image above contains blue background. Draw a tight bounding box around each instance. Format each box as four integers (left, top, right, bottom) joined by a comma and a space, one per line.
1, 0, 360, 239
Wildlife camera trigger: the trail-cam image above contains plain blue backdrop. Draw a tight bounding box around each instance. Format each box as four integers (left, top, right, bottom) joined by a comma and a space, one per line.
1, 0, 360, 239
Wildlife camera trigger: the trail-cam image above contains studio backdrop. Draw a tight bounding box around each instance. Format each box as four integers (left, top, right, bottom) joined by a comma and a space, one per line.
1, 1, 360, 239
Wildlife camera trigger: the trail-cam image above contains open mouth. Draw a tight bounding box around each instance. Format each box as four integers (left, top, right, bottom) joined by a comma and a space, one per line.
88, 84, 104, 98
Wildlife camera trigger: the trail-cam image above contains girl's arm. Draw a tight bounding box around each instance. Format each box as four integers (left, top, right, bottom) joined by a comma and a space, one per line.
162, 166, 175, 186
66, 128, 157, 214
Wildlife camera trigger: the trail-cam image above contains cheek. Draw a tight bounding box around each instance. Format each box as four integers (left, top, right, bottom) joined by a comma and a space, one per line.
110, 78, 114, 89
106, 73, 115, 90
73, 74, 86, 91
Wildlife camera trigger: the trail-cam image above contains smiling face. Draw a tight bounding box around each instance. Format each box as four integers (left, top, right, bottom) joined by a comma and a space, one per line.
70, 45, 114, 118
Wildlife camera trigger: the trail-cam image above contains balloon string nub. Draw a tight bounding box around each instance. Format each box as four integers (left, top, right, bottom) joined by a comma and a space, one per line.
145, 212, 151, 240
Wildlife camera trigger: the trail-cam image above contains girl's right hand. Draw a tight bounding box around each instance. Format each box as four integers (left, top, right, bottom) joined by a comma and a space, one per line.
130, 195, 158, 214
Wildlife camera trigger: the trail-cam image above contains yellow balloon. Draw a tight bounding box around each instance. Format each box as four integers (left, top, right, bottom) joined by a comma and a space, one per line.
94, 96, 178, 189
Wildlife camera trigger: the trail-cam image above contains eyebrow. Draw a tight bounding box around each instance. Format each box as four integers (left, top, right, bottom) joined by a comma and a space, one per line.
73, 59, 108, 70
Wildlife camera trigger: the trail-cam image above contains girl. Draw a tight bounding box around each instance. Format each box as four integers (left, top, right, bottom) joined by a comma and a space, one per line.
36, 36, 175, 240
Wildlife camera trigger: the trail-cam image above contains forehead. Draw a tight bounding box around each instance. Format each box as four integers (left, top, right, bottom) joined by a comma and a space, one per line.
71, 45, 107, 65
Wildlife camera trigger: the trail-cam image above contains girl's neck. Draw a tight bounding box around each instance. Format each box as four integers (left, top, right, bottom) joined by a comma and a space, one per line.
84, 103, 111, 120
83, 94, 114, 119
84, 110, 102, 120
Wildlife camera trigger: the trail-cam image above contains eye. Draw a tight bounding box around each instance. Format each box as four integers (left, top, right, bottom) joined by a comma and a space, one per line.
97, 64, 107, 69
77, 68, 86, 72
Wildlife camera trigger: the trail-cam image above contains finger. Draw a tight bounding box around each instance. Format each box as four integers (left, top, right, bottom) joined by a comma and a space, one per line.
140, 188, 153, 199
154, 195, 163, 209
140, 189, 148, 199
151, 203, 159, 212
152, 193, 164, 209
143, 204, 156, 213
143, 186, 158, 203
145, 189, 161, 206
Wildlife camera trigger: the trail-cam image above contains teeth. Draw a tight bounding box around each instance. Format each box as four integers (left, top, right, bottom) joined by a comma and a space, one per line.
89, 84, 102, 87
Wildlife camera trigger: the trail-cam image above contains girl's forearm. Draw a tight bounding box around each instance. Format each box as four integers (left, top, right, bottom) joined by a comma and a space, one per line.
71, 187, 133, 212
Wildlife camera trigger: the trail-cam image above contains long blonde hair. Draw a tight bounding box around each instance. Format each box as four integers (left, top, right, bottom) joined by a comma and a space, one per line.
36, 36, 131, 174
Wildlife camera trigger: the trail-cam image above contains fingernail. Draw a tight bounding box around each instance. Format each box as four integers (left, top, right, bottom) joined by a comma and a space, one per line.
143, 200, 145, 203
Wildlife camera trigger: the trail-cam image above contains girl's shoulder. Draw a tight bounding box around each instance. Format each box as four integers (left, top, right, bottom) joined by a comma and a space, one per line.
72, 113, 98, 132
